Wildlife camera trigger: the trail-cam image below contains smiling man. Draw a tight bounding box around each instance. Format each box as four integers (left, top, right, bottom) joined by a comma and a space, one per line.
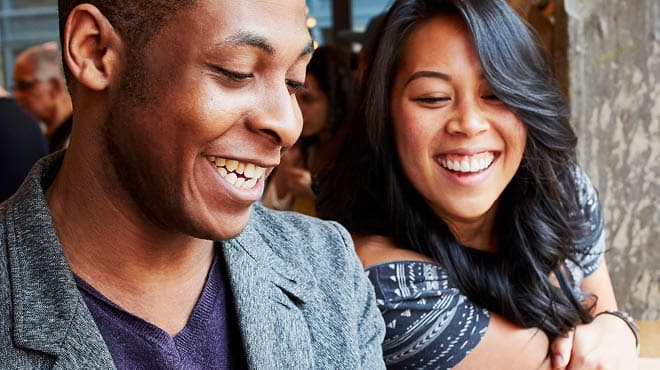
0, 1, 385, 369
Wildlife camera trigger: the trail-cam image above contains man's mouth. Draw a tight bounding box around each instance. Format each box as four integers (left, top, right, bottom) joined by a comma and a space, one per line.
437, 152, 496, 173
206, 156, 267, 190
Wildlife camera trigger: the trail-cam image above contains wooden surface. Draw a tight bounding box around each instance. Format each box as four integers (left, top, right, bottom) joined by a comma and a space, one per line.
637, 320, 660, 358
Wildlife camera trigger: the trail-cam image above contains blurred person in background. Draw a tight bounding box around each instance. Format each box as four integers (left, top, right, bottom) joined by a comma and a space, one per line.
13, 42, 73, 153
263, 45, 356, 216
0, 85, 48, 202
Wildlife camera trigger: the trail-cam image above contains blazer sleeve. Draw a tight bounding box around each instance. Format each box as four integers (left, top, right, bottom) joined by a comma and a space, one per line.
331, 222, 387, 369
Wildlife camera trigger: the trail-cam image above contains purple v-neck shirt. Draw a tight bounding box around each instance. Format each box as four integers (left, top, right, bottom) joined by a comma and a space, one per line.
75, 253, 244, 369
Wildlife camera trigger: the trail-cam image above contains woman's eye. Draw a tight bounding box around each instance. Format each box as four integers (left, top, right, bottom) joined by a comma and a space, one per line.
414, 96, 450, 104
482, 94, 500, 100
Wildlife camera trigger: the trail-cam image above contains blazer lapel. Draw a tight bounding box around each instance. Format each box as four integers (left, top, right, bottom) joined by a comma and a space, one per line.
222, 214, 318, 370
5, 155, 115, 369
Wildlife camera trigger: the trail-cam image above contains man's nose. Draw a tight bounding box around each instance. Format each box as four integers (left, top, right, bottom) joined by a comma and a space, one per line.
248, 84, 302, 148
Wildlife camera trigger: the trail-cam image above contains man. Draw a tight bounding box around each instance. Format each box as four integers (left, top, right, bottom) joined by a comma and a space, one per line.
0, 85, 48, 201
13, 42, 73, 152
0, 1, 385, 369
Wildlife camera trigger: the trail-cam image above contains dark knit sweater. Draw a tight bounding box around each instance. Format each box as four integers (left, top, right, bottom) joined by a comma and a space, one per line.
75, 252, 243, 369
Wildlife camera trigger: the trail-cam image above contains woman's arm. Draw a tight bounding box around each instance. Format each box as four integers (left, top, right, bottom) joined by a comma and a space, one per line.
581, 258, 617, 312
356, 235, 553, 370
551, 259, 638, 369
455, 313, 551, 370
551, 169, 638, 369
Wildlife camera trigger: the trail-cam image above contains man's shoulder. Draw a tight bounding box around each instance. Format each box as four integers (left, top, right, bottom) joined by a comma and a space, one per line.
249, 203, 354, 263
252, 203, 350, 243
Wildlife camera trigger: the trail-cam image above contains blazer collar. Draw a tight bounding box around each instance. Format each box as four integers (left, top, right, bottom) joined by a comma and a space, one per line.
4, 153, 114, 365
222, 208, 319, 368
226, 209, 316, 303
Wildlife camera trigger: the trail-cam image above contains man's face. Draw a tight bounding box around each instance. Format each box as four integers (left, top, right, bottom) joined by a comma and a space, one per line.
105, 0, 313, 240
13, 56, 55, 124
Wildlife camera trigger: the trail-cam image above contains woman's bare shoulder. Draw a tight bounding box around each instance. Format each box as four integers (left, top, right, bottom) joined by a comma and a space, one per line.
351, 234, 435, 268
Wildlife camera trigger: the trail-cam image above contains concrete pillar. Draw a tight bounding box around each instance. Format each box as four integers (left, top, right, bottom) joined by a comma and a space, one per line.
566, 0, 659, 319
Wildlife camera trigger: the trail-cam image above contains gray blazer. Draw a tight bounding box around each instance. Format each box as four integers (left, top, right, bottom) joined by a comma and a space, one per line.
0, 154, 386, 369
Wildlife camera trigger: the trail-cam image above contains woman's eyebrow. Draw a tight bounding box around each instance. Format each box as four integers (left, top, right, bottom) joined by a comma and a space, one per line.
405, 70, 451, 86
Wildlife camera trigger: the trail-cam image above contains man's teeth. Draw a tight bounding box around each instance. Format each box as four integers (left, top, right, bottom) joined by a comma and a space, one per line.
207, 156, 266, 190
440, 152, 495, 173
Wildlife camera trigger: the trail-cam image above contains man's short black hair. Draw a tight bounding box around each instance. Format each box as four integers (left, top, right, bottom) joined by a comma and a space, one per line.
57, 0, 195, 86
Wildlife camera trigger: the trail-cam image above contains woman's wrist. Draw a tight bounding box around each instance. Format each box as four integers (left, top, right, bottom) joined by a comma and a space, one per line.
595, 310, 640, 354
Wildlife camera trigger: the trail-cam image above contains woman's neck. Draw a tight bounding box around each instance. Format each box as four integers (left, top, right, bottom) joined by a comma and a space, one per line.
444, 206, 499, 253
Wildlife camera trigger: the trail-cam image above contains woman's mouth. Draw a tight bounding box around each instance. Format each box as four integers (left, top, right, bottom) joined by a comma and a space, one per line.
437, 151, 496, 174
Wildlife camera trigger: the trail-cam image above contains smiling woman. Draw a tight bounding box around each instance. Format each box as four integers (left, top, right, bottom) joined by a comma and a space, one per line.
316, 0, 639, 369
389, 16, 527, 243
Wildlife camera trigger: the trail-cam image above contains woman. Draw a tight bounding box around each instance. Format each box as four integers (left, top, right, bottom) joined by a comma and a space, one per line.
316, 0, 639, 369
263, 45, 355, 215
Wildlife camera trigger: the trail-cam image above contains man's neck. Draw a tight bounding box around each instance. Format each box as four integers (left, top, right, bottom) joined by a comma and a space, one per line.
46, 146, 215, 336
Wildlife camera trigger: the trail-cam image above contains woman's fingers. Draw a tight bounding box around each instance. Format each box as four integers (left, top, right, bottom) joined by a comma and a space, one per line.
551, 329, 574, 369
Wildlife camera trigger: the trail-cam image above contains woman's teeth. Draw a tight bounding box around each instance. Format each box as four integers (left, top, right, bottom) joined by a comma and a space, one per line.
207, 156, 266, 190
439, 152, 495, 173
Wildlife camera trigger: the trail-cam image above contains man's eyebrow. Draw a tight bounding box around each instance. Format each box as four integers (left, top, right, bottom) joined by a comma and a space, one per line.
219, 32, 315, 58
406, 70, 451, 85
220, 31, 275, 54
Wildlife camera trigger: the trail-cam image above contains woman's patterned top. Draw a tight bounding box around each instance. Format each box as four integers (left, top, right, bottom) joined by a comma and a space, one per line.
364, 168, 605, 369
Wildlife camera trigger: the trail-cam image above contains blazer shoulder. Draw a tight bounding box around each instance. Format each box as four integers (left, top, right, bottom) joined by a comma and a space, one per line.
251, 204, 354, 262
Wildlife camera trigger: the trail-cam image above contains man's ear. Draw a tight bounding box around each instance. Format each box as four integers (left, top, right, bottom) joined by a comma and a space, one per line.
62, 4, 123, 91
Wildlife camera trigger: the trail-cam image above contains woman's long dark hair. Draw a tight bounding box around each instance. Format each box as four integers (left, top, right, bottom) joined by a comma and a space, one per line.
316, 0, 594, 341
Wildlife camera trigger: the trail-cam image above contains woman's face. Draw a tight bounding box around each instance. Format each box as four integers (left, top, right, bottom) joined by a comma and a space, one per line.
390, 15, 527, 233
297, 74, 329, 137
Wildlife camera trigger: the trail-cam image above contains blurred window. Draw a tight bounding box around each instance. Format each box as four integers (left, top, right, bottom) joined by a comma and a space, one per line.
0, 0, 59, 86
306, 0, 390, 47
351, 0, 390, 33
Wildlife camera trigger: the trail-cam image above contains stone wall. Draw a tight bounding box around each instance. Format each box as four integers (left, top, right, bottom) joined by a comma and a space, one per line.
565, 0, 659, 319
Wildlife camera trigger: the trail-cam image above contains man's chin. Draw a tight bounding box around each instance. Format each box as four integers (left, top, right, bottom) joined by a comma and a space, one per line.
192, 209, 252, 241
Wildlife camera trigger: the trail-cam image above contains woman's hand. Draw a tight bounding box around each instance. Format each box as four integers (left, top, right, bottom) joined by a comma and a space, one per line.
551, 313, 638, 369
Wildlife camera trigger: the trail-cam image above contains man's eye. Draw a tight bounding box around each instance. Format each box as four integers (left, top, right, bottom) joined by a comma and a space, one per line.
213, 66, 254, 81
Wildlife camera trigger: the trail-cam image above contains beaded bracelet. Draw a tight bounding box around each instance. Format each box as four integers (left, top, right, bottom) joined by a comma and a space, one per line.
595, 310, 640, 355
